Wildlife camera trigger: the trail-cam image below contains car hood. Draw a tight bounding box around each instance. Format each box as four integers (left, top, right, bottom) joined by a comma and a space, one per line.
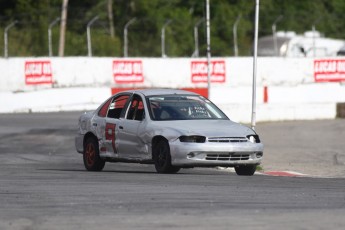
152, 120, 255, 137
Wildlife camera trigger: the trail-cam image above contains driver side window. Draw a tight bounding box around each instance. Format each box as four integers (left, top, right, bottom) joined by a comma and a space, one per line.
107, 95, 130, 119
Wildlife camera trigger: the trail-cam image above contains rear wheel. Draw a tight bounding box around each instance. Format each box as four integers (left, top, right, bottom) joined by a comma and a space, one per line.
153, 139, 180, 174
235, 165, 256, 176
83, 137, 105, 171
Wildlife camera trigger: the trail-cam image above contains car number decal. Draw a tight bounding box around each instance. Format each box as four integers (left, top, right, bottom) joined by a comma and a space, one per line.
105, 123, 117, 153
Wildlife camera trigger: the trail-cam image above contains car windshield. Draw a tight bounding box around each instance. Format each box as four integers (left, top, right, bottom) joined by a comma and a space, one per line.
147, 95, 229, 121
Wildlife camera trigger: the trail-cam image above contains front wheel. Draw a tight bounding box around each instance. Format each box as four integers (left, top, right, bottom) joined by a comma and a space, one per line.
83, 137, 105, 171
153, 140, 180, 174
235, 165, 256, 176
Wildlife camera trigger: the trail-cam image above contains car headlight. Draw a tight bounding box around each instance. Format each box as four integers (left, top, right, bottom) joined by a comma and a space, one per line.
246, 135, 261, 143
179, 135, 206, 143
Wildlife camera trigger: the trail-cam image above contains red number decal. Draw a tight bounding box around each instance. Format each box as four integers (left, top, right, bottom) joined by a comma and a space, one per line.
105, 123, 116, 153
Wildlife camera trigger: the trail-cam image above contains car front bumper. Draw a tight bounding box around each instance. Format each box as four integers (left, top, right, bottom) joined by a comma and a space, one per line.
170, 140, 263, 167
75, 134, 84, 154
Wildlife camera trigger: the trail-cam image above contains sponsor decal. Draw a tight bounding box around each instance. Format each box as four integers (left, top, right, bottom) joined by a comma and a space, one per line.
25, 61, 53, 85
191, 60, 226, 83
113, 60, 144, 83
314, 59, 345, 82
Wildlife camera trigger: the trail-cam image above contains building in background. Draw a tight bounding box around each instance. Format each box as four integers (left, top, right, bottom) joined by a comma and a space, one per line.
258, 31, 345, 57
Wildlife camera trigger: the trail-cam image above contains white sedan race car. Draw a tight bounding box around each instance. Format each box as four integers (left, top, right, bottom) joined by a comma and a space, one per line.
75, 89, 264, 175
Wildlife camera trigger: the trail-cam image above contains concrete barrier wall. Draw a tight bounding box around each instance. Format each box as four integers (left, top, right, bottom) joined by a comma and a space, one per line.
0, 57, 344, 122
0, 57, 319, 91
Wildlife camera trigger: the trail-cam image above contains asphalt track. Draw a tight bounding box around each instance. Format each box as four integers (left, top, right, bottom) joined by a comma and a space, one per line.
0, 112, 344, 230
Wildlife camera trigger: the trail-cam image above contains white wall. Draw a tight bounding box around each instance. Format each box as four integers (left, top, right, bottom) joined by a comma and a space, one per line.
0, 57, 318, 91
0, 57, 344, 122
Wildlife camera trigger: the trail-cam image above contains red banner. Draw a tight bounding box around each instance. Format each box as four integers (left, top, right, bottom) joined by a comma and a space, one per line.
314, 59, 345, 82
25, 61, 53, 85
113, 60, 144, 83
191, 60, 226, 83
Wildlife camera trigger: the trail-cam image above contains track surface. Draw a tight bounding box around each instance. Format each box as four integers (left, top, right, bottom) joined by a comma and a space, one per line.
0, 112, 345, 230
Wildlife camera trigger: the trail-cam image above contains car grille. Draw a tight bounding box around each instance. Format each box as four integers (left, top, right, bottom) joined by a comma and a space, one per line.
206, 153, 250, 161
208, 137, 247, 143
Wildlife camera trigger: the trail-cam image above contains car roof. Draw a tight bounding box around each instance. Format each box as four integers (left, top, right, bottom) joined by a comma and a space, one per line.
116, 88, 199, 97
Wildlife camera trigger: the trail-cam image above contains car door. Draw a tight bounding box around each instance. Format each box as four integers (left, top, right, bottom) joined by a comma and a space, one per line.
117, 94, 147, 159
99, 93, 131, 158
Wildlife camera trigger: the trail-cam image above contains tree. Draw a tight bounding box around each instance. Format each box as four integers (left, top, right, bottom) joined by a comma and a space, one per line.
1, 0, 345, 57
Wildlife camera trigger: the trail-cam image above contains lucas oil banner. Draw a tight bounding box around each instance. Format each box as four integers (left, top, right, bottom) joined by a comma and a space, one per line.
314, 59, 345, 82
25, 61, 53, 85
191, 60, 226, 83
113, 60, 144, 83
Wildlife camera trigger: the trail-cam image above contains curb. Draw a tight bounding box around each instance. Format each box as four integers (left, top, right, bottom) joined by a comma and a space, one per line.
259, 171, 308, 177
217, 167, 308, 177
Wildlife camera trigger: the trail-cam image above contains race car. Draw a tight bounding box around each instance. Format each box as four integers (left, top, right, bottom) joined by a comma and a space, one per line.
75, 89, 264, 175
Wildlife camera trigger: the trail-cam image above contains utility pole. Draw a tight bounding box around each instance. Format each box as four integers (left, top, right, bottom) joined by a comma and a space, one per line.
206, 0, 211, 99
251, 0, 260, 130
58, 0, 68, 57
108, 0, 115, 37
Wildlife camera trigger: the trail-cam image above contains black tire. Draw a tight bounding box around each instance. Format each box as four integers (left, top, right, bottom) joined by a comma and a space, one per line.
83, 137, 105, 171
235, 165, 256, 176
153, 139, 180, 174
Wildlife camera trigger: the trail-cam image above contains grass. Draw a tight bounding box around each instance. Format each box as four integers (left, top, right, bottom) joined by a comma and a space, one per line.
256, 165, 264, 172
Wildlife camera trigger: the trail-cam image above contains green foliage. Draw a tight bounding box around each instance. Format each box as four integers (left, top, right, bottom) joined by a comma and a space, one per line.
256, 165, 264, 172
1, 0, 345, 57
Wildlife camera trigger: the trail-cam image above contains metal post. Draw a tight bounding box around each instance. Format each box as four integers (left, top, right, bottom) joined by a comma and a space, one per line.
87, 16, 99, 57
251, 0, 260, 130
123, 18, 136, 57
161, 19, 172, 58
233, 15, 241, 57
193, 18, 204, 57
48, 17, 61, 57
272, 15, 283, 56
4, 20, 18, 58
312, 18, 321, 58
205, 0, 211, 99
312, 24, 316, 57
